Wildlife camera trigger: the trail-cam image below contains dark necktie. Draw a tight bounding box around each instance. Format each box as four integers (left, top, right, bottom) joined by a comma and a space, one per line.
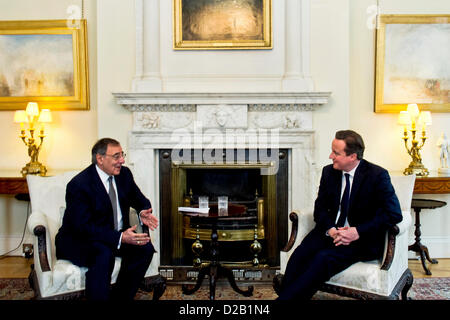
336, 173, 350, 228
108, 176, 119, 230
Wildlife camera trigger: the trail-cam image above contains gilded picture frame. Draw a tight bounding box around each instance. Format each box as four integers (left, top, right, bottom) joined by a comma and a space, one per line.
0, 20, 89, 110
173, 0, 272, 50
375, 15, 450, 113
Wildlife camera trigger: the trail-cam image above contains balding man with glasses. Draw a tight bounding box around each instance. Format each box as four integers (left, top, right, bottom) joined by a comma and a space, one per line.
55, 138, 158, 300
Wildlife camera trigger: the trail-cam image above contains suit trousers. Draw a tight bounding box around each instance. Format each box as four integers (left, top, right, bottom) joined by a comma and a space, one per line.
84, 241, 155, 301
278, 228, 375, 300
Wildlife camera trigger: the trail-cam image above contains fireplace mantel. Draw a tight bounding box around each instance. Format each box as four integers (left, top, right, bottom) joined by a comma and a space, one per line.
113, 91, 331, 149
113, 92, 331, 111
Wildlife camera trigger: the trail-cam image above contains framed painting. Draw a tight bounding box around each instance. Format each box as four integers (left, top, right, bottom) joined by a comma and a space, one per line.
173, 0, 272, 50
375, 15, 450, 113
0, 20, 89, 110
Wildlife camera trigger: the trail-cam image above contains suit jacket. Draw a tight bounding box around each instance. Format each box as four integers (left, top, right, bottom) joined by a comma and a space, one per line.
313, 159, 402, 257
55, 164, 151, 266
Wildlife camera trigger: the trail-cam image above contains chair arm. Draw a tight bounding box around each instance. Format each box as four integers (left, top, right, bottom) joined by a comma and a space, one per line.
132, 208, 150, 236
27, 211, 52, 272
281, 212, 299, 252
396, 210, 412, 236
33, 225, 51, 272
380, 210, 412, 271
380, 225, 399, 271
27, 211, 48, 235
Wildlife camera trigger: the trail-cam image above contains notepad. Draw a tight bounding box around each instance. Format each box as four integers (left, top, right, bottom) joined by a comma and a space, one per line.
178, 207, 210, 215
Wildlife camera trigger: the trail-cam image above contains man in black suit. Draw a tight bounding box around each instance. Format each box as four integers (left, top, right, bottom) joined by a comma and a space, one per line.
55, 138, 158, 300
278, 130, 402, 300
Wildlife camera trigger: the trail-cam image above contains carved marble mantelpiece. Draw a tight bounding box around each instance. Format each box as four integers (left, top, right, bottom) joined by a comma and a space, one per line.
114, 91, 330, 131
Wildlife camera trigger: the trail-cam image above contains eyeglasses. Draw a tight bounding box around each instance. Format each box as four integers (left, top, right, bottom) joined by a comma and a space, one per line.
103, 152, 126, 161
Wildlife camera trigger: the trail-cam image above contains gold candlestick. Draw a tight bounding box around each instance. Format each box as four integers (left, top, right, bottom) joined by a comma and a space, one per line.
14, 103, 52, 177
398, 105, 431, 177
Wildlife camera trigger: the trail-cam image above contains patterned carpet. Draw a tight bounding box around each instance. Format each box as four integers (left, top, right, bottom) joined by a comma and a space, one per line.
1, 277, 449, 300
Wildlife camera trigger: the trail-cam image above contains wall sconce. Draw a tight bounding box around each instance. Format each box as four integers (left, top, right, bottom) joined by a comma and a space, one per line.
398, 104, 432, 176
13, 102, 52, 177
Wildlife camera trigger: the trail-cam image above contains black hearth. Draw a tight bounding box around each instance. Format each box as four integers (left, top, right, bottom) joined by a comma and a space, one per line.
158, 149, 288, 280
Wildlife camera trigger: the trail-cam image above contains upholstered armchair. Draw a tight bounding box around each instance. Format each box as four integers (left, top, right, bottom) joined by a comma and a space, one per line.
26, 171, 166, 300
274, 174, 416, 300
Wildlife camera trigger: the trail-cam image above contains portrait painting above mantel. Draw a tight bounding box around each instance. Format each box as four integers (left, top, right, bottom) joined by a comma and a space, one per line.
173, 0, 272, 50
375, 15, 450, 113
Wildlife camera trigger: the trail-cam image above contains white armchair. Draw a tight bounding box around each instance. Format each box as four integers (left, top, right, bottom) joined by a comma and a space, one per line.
275, 174, 416, 300
26, 171, 166, 300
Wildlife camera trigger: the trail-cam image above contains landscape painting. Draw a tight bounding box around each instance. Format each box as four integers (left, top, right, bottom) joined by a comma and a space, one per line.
0, 34, 74, 97
375, 15, 450, 113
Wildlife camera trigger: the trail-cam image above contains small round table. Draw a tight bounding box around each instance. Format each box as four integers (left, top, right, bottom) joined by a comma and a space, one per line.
409, 199, 447, 275
180, 211, 254, 300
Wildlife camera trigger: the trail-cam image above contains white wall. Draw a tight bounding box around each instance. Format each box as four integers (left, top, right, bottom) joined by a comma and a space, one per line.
1, 0, 449, 257
311, 0, 351, 166
96, 0, 134, 145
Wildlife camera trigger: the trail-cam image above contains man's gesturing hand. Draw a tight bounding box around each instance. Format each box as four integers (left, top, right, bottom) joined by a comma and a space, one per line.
121, 225, 150, 246
139, 208, 159, 231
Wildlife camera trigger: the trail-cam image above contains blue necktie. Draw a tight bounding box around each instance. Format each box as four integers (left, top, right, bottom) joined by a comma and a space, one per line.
336, 173, 350, 228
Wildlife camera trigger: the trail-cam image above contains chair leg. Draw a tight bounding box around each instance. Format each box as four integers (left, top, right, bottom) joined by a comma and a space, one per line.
140, 275, 167, 300
272, 274, 283, 296
28, 266, 38, 299
401, 269, 414, 300
152, 280, 166, 300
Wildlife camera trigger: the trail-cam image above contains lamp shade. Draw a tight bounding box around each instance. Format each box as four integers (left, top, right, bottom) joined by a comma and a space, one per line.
398, 111, 412, 125
38, 109, 52, 123
14, 110, 29, 123
418, 111, 432, 126
26, 102, 39, 117
407, 104, 420, 118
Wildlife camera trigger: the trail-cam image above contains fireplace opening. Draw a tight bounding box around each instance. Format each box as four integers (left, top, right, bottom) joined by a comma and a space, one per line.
183, 167, 266, 265
186, 168, 262, 201
159, 149, 288, 280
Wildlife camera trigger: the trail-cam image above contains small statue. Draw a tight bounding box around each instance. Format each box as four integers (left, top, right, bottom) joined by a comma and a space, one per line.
436, 132, 449, 175
28, 143, 41, 163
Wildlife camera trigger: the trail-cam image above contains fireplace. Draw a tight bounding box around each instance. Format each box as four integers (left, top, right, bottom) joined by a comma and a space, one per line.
113, 92, 330, 281
159, 149, 288, 269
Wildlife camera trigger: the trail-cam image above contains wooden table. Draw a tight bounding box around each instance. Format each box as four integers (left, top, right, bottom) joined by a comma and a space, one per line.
0, 169, 78, 198
0, 171, 28, 197
413, 174, 450, 194
409, 199, 447, 275
180, 211, 254, 300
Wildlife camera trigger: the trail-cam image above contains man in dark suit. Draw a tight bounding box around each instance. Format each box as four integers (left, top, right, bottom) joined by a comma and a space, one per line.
278, 130, 402, 300
55, 138, 158, 300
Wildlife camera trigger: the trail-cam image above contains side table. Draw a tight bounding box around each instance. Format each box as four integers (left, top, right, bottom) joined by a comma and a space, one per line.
409, 199, 447, 275
0, 176, 28, 195
180, 211, 254, 300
